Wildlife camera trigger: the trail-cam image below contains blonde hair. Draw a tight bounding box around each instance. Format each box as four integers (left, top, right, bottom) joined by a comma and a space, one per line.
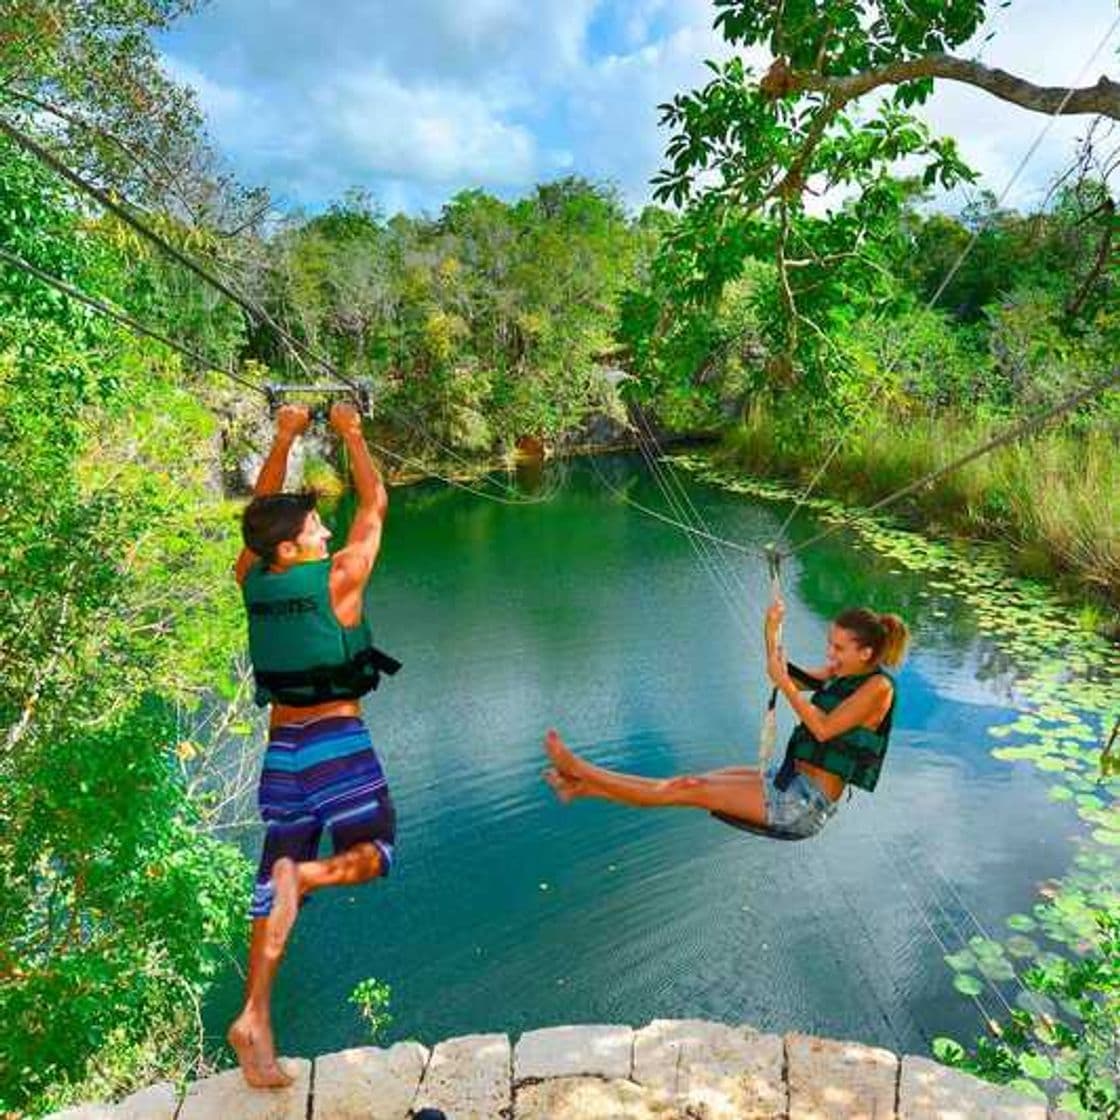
834, 608, 910, 668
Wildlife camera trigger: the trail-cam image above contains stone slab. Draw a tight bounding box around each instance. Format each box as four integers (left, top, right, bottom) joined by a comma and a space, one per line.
45, 1083, 178, 1120
515, 1077, 683, 1120
44, 1107, 118, 1120
899, 1056, 1048, 1119
786, 1032, 897, 1120
312, 1041, 429, 1120
632, 1018, 785, 1120
411, 1033, 511, 1120
515, 1024, 635, 1082
176, 1059, 311, 1120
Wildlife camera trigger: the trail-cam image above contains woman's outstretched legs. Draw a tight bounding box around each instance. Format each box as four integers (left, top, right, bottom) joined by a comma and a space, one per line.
544, 729, 768, 824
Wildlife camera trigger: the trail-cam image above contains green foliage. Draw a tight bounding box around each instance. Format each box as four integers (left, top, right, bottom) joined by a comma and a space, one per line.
934, 910, 1120, 1119
648, 3, 978, 392
253, 178, 647, 454
0, 0, 265, 229
349, 978, 393, 1044
712, 0, 988, 68
0, 133, 250, 1115
720, 401, 1120, 609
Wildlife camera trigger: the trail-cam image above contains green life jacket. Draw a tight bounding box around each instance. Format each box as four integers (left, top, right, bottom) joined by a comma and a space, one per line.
774, 667, 895, 793
241, 558, 401, 708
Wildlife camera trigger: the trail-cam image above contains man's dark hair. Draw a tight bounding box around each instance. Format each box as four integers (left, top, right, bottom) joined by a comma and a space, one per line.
242, 491, 318, 566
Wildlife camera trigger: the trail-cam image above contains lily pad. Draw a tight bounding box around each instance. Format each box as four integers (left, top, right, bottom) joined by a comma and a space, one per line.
943, 950, 976, 972
953, 973, 984, 997
1005, 935, 1040, 959
977, 957, 1016, 981
1018, 1054, 1053, 1080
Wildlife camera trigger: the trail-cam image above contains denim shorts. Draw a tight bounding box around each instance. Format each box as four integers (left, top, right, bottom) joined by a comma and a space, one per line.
764, 769, 839, 838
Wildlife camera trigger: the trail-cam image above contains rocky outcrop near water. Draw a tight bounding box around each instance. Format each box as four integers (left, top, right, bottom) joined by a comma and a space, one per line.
47, 1019, 1052, 1119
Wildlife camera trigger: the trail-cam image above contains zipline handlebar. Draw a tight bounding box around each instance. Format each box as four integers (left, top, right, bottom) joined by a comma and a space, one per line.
265, 381, 373, 421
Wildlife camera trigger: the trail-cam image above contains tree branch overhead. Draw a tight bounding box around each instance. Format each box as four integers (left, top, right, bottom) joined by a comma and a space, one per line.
766, 54, 1120, 121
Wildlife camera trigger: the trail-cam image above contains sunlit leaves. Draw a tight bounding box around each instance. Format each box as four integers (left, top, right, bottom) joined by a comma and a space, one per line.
0, 137, 250, 1115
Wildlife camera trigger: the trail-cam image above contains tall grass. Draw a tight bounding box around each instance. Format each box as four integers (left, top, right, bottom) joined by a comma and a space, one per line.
718, 407, 1120, 616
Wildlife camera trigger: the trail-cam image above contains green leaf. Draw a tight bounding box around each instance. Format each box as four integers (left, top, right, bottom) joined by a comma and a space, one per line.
1018, 1054, 1053, 1080
932, 1036, 965, 1063
953, 973, 984, 997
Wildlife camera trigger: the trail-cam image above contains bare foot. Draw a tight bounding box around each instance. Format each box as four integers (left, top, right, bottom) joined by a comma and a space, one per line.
545, 729, 583, 779
266, 858, 299, 957
227, 1015, 293, 1089
544, 767, 585, 804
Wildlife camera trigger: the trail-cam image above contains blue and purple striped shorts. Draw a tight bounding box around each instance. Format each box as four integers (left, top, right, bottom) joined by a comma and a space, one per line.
249, 716, 396, 918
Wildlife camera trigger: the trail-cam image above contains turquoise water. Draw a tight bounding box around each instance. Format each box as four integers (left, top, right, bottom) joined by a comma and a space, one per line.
205, 453, 1082, 1058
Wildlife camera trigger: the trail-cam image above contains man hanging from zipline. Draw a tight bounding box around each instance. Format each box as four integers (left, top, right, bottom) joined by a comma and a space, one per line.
227, 401, 400, 1088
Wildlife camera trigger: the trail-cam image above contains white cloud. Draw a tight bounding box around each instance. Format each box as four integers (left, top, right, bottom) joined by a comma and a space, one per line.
159, 0, 1119, 214
326, 69, 538, 185
561, 15, 741, 208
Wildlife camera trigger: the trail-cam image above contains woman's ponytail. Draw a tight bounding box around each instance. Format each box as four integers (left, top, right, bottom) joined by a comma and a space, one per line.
833, 607, 910, 667
877, 612, 909, 667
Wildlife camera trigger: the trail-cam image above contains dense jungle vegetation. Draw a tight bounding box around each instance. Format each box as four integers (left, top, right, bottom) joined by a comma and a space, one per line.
0, 0, 1116, 1115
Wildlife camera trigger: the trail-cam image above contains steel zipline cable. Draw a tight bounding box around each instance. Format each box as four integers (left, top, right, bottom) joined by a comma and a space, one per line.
0, 246, 267, 398
780, 365, 1120, 559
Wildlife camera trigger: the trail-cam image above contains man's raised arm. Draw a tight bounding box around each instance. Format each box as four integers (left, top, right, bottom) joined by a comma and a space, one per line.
331, 402, 387, 583
234, 405, 311, 583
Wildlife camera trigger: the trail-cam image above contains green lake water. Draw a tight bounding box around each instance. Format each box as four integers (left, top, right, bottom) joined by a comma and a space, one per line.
205, 453, 1089, 1059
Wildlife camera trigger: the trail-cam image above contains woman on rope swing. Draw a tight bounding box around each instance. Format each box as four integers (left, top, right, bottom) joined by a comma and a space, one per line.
544, 600, 908, 839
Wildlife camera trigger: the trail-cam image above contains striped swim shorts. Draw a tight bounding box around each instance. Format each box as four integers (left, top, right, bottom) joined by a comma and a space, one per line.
249, 715, 396, 918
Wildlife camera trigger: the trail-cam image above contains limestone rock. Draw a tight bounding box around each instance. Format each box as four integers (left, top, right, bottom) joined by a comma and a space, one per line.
785, 1032, 897, 1120
45, 1082, 178, 1120
515, 1024, 634, 1082
44, 1105, 119, 1120
515, 1077, 683, 1120
176, 1059, 311, 1120
633, 1018, 784, 1120
114, 1082, 179, 1119
411, 1033, 511, 1120
899, 1056, 1048, 1119
312, 1041, 429, 1120
43, 1106, 118, 1120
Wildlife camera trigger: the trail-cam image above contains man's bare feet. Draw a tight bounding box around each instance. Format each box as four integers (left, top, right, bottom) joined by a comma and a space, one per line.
544, 767, 585, 803
545, 729, 584, 779
266, 857, 299, 957
227, 1014, 293, 1089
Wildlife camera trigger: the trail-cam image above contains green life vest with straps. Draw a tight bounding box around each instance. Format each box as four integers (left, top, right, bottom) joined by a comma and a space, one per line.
774, 667, 896, 793
241, 558, 401, 708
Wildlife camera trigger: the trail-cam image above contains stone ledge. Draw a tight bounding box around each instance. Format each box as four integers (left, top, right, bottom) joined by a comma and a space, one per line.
515, 1024, 634, 1082
44, 1019, 1049, 1119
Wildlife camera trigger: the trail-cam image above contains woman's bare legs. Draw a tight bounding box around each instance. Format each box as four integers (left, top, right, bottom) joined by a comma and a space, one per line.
544, 729, 768, 825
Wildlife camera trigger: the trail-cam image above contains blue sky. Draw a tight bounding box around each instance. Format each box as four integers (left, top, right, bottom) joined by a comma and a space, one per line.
158, 0, 1119, 217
